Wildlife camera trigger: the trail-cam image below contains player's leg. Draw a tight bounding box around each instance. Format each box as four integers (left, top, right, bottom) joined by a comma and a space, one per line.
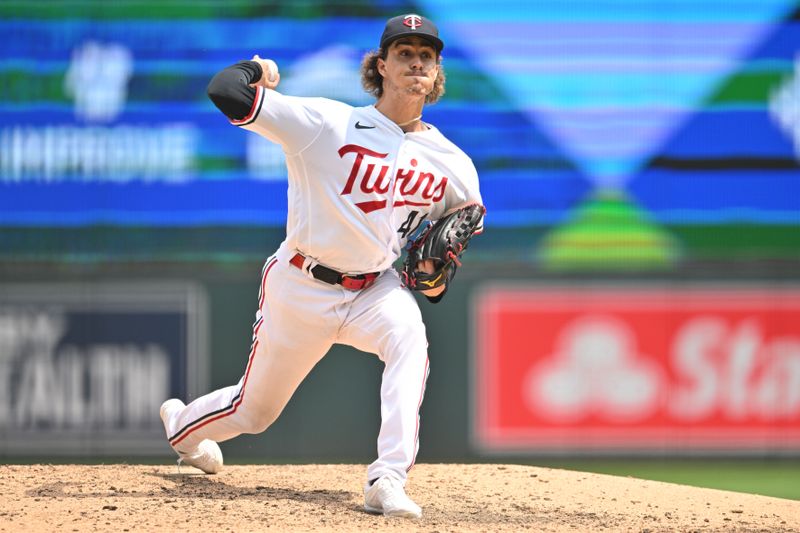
338, 269, 430, 484
162, 255, 341, 455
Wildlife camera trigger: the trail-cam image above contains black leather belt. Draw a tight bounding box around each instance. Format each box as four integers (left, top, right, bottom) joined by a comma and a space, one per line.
289, 253, 379, 291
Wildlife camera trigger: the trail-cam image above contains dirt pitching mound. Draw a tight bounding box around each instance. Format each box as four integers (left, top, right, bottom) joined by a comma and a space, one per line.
2, 464, 798, 532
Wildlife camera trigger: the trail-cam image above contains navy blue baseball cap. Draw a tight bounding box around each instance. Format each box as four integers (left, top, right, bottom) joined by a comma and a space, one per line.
380, 14, 444, 53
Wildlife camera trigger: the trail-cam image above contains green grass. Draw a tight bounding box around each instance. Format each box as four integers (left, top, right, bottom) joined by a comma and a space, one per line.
532, 459, 800, 501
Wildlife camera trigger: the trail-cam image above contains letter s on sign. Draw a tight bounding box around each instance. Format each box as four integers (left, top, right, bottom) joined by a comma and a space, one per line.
669, 318, 725, 421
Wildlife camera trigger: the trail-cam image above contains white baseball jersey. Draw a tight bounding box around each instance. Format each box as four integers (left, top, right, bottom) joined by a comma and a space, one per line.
234, 85, 483, 274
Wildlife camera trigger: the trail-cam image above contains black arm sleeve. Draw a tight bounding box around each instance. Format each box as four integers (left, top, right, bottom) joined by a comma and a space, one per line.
206, 60, 264, 121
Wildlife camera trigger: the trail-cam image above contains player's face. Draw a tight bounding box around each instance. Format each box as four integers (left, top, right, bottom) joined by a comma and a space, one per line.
379, 37, 439, 99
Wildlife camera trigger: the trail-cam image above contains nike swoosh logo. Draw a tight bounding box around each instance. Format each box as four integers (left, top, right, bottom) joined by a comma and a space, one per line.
355, 121, 375, 129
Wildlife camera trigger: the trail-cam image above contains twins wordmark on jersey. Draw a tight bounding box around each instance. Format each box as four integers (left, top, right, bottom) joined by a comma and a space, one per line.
338, 144, 447, 215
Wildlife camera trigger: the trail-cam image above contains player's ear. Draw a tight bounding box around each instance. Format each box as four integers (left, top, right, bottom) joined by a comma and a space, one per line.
376, 56, 387, 78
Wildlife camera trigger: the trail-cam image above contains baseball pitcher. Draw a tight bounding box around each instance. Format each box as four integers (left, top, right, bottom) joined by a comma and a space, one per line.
159, 13, 484, 518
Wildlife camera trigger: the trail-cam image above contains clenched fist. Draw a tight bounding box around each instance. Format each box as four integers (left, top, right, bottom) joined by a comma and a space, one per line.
250, 55, 280, 89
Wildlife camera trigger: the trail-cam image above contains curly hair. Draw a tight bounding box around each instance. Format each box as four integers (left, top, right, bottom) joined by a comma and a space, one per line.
360, 48, 446, 104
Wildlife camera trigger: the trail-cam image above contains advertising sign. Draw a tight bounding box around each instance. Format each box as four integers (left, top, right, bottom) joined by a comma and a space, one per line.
0, 283, 207, 455
474, 285, 800, 453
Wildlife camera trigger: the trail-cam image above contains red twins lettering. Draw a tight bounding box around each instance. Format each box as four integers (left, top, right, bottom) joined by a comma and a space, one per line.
338, 144, 448, 213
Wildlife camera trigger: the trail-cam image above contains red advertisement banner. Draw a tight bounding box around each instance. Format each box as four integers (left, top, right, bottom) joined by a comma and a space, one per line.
474, 286, 800, 451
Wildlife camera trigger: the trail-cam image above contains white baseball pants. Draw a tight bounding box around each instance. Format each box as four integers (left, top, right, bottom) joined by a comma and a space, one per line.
163, 243, 430, 483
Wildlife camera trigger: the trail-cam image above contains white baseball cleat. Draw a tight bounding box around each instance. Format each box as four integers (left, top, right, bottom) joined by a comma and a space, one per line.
160, 399, 224, 475
364, 475, 422, 518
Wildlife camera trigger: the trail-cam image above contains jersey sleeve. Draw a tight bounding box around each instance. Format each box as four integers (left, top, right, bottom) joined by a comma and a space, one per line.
206, 60, 327, 155
445, 159, 485, 234
234, 89, 328, 155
